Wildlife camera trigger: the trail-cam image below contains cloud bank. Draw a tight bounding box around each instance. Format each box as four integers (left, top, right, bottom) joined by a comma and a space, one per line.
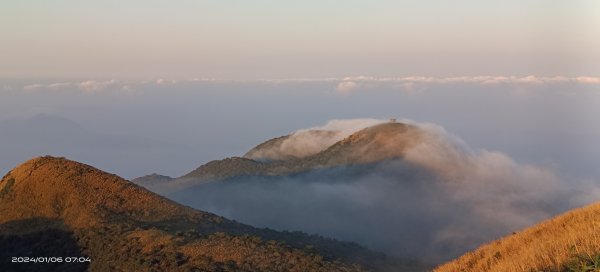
10, 75, 600, 96
169, 119, 599, 263
334, 75, 600, 93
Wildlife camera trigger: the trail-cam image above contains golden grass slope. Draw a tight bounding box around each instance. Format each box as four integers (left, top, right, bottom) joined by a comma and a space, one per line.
435, 201, 600, 272
0, 156, 409, 271
0, 156, 196, 228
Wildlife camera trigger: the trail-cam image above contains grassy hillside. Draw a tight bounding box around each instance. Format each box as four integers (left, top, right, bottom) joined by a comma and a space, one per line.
0, 156, 419, 271
435, 202, 600, 272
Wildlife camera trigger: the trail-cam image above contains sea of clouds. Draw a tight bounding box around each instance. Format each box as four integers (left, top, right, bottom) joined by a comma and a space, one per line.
170, 119, 600, 263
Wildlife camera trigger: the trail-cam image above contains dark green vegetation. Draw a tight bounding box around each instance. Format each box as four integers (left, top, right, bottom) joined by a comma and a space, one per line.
0, 219, 88, 272
565, 254, 600, 272
0, 177, 14, 197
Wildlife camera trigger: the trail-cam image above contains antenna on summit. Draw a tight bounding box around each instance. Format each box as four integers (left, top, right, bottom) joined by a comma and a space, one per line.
389, 118, 397, 123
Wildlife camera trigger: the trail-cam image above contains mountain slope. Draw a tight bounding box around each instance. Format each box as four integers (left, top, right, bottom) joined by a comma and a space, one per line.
0, 156, 414, 272
244, 130, 341, 161
435, 201, 600, 272
155, 122, 424, 190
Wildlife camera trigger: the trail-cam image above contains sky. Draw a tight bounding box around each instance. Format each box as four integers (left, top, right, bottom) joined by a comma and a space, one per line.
1, 1, 600, 79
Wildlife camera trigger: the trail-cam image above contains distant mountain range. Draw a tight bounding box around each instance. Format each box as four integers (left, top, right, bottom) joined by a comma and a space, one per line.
0, 156, 422, 271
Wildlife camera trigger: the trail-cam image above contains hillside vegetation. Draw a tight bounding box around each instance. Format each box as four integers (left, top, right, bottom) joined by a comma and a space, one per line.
0, 156, 418, 271
436, 202, 600, 272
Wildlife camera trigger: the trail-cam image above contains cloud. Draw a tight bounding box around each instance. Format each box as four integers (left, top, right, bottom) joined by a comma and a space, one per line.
22, 79, 137, 95
155, 78, 177, 85
15, 75, 600, 96
332, 75, 600, 93
78, 80, 116, 92
22, 84, 47, 91
335, 81, 358, 93
246, 118, 384, 160
168, 119, 599, 263
576, 76, 600, 84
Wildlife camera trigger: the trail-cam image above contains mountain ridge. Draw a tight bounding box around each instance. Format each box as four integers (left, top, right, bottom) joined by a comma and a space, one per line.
135, 122, 425, 191
0, 156, 421, 271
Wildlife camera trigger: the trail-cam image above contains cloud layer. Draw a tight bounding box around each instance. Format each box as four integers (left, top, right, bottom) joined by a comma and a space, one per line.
169, 119, 599, 263
334, 76, 600, 93
8, 75, 599, 96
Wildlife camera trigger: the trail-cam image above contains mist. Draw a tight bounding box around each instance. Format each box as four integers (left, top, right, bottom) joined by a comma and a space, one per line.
245, 118, 385, 160
168, 120, 600, 263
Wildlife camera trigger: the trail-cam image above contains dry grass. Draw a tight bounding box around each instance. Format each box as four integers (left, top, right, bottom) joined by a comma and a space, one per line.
436, 201, 600, 272
1, 156, 412, 271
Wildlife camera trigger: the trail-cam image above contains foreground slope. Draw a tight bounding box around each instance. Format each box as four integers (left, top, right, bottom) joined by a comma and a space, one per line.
435, 201, 600, 272
0, 156, 413, 271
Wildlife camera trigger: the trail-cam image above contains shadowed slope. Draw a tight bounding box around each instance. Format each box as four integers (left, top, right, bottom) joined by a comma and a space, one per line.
435, 202, 600, 272
0, 218, 89, 272
0, 156, 413, 272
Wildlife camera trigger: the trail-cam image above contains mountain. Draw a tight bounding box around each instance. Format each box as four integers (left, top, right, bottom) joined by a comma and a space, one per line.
0, 156, 420, 271
435, 201, 600, 272
131, 173, 174, 186
136, 121, 425, 191
243, 130, 341, 161
133, 120, 585, 266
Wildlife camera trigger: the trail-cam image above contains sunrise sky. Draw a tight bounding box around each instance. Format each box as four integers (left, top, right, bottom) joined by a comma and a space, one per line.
2, 0, 599, 79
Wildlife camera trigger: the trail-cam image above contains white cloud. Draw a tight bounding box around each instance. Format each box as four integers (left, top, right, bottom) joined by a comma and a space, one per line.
78, 79, 116, 93
21, 79, 137, 94
16, 75, 600, 95
330, 75, 600, 94
576, 76, 600, 84
335, 81, 358, 93
245, 118, 384, 160
156, 78, 177, 85
23, 84, 48, 91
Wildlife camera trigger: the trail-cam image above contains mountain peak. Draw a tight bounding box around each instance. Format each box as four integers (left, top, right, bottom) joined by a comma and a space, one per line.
168, 121, 426, 187
1, 156, 409, 271
1, 156, 193, 228
316, 122, 423, 165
